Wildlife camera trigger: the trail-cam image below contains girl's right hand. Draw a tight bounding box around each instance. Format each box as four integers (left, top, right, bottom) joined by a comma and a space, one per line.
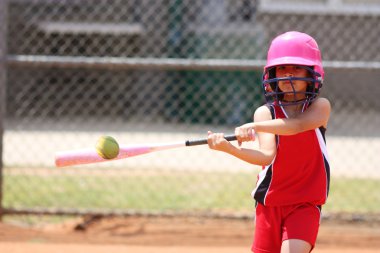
235, 123, 256, 146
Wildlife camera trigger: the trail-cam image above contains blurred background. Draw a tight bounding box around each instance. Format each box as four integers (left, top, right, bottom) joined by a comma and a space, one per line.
0, 0, 379, 224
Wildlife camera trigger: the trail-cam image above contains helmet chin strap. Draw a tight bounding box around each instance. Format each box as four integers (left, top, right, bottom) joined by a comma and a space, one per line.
282, 98, 307, 103
279, 98, 308, 106
279, 97, 312, 112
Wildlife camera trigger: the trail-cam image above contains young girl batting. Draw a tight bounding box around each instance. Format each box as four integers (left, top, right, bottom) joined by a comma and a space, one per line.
207, 31, 331, 253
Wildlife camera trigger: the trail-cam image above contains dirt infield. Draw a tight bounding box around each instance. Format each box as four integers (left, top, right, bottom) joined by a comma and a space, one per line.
1, 216, 379, 253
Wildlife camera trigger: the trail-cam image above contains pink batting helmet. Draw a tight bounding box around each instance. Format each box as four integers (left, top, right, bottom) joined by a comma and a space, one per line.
265, 31, 324, 79
262, 31, 324, 105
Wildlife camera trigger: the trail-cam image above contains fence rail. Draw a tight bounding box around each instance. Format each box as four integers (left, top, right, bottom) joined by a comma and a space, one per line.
8, 55, 380, 70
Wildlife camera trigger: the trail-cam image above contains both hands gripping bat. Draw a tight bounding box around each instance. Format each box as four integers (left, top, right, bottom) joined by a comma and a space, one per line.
55, 135, 237, 167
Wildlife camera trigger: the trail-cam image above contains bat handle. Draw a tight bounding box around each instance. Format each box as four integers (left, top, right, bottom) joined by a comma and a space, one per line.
185, 134, 237, 146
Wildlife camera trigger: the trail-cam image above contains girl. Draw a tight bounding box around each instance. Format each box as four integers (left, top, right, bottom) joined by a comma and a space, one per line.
207, 31, 331, 253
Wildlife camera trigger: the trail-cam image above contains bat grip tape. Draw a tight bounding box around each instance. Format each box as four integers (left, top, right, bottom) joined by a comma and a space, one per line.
185, 135, 237, 146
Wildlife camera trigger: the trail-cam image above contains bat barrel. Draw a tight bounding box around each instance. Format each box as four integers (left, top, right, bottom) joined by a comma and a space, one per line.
55, 142, 185, 167
55, 149, 106, 167
55, 134, 236, 167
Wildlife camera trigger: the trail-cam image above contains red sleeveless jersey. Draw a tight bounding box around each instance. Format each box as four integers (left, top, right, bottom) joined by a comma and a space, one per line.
252, 104, 330, 206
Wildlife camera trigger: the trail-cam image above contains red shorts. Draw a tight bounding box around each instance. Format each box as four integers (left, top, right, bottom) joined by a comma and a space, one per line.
251, 203, 321, 253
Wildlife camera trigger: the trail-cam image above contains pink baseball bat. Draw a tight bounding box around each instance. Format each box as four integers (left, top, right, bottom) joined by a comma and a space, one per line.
55, 135, 237, 167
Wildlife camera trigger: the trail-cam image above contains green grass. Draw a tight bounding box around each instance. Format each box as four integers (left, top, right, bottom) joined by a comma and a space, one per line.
324, 177, 380, 213
3, 171, 380, 214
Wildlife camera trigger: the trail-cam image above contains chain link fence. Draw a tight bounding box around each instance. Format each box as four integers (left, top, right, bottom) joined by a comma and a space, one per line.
1, 0, 380, 219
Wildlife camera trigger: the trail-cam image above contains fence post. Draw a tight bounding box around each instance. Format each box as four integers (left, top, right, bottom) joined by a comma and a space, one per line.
0, 0, 8, 220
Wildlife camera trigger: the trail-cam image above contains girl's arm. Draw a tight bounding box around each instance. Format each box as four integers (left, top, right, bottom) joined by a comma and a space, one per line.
207, 106, 276, 166
236, 97, 331, 140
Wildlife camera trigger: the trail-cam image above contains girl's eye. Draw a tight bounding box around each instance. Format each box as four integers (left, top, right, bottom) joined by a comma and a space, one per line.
291, 66, 301, 72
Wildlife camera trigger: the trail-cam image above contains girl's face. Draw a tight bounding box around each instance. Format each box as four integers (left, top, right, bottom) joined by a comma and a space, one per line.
275, 65, 309, 101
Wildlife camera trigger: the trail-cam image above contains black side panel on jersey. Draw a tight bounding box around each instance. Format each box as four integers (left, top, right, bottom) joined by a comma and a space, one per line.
254, 165, 273, 205
323, 155, 330, 196
267, 104, 275, 119
319, 126, 326, 142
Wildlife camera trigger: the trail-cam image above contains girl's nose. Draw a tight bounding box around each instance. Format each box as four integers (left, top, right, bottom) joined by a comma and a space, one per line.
285, 72, 293, 77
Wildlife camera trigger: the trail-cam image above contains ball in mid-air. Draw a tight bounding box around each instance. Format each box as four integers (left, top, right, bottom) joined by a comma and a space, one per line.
96, 136, 120, 159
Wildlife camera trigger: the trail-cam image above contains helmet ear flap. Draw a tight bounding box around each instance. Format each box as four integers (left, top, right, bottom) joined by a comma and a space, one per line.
264, 67, 284, 102
306, 69, 323, 99
312, 70, 323, 90
316, 76, 323, 89
268, 68, 277, 91
305, 66, 322, 90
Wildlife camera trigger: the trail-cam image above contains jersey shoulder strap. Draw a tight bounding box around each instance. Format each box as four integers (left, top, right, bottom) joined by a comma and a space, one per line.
266, 104, 276, 119
265, 104, 279, 145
